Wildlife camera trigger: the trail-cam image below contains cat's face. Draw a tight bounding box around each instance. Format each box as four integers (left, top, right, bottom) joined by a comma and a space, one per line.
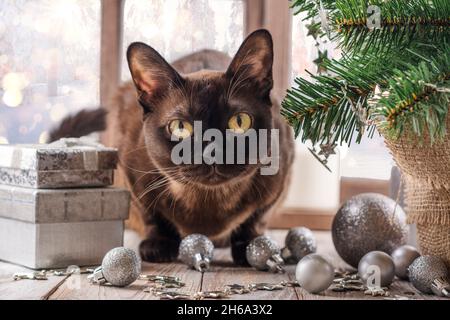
127, 30, 274, 187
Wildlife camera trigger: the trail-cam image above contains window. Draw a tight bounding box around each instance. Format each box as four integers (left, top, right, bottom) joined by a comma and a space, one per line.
0, 0, 100, 144
122, 0, 244, 81
0, 0, 244, 145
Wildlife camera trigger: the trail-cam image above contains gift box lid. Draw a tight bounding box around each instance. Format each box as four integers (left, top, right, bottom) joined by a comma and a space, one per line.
0, 185, 130, 223
0, 138, 118, 171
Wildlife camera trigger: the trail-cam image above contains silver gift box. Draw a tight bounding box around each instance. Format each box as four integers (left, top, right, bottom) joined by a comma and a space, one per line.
0, 167, 114, 189
0, 139, 118, 188
0, 185, 130, 269
0, 218, 125, 269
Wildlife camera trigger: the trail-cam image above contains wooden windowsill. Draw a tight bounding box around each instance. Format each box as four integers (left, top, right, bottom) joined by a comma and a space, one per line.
269, 207, 336, 230
269, 177, 390, 230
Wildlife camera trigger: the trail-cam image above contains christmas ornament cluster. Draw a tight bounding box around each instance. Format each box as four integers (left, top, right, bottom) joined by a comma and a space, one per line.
333, 193, 450, 297
87, 193, 450, 298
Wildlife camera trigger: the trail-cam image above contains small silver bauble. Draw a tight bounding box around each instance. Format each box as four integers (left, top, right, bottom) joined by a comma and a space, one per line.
332, 193, 408, 267
358, 251, 395, 287
179, 234, 214, 272
391, 245, 421, 279
89, 247, 141, 287
408, 255, 450, 296
282, 227, 317, 264
246, 235, 284, 272
295, 254, 334, 294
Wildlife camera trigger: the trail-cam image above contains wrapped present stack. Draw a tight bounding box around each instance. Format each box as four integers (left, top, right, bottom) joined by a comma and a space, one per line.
0, 138, 130, 269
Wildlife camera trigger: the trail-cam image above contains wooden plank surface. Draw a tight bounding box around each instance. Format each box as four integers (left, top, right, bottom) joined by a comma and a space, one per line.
0, 262, 67, 300
48, 262, 202, 300
203, 254, 298, 300
0, 230, 446, 300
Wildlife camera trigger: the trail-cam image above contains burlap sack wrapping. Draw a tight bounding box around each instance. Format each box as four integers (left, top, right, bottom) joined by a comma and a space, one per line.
383, 120, 450, 267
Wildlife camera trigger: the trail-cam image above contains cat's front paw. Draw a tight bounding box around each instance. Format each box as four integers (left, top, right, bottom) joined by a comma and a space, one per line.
231, 242, 251, 266
139, 237, 179, 263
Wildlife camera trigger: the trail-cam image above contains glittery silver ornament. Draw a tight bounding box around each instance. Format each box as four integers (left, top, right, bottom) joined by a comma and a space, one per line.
295, 254, 334, 294
358, 251, 395, 288
408, 255, 450, 296
179, 234, 214, 272
391, 245, 421, 279
246, 236, 284, 272
89, 247, 141, 287
281, 227, 317, 263
332, 193, 408, 268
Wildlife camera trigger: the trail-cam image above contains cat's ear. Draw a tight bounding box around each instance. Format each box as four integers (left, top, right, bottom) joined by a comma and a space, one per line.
127, 42, 183, 113
226, 29, 273, 97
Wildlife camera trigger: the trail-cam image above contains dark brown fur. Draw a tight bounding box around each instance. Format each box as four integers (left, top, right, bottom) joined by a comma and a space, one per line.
58, 30, 294, 264
49, 108, 107, 142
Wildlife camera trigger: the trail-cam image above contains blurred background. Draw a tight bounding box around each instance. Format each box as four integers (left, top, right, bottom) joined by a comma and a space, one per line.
0, 0, 395, 229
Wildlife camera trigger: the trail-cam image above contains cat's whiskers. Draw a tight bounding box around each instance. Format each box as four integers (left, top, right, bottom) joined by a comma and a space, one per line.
144, 185, 170, 216
121, 145, 147, 157
146, 171, 188, 216
137, 168, 187, 202
131, 167, 179, 190
137, 176, 171, 201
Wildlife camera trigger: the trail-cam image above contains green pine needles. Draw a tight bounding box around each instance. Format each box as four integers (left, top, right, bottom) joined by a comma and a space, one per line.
283, 0, 450, 150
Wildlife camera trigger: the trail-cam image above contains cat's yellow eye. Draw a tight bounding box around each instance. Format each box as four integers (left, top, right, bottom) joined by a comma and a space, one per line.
228, 112, 252, 133
168, 120, 193, 139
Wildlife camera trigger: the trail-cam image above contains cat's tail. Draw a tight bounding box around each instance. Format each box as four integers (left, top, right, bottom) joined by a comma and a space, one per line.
48, 108, 107, 142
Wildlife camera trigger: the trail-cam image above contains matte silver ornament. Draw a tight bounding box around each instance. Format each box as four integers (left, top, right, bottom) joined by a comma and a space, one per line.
332, 193, 408, 267
295, 254, 334, 294
358, 251, 395, 287
408, 255, 450, 296
246, 236, 284, 272
391, 245, 421, 279
179, 234, 214, 272
282, 227, 317, 263
89, 247, 141, 287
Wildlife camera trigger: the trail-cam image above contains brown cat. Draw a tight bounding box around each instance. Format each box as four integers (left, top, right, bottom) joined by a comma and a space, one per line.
53, 29, 294, 265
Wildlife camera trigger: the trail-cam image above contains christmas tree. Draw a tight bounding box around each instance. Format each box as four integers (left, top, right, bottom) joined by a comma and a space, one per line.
282, 0, 449, 166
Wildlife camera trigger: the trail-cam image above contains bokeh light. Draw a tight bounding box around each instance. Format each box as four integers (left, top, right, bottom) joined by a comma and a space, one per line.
0, 0, 100, 143
0, 136, 9, 144
2, 90, 23, 107
49, 103, 68, 122
2, 72, 28, 91
39, 131, 49, 144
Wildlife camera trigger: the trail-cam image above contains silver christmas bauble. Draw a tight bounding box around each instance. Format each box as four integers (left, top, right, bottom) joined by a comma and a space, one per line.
282, 227, 317, 263
408, 255, 449, 294
246, 235, 284, 272
99, 247, 141, 287
391, 245, 421, 279
179, 234, 214, 272
295, 254, 334, 294
358, 251, 395, 287
332, 193, 408, 268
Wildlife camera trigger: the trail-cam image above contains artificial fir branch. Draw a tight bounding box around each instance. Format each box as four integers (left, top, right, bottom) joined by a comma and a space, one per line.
284, 0, 450, 150
373, 53, 450, 141
282, 52, 399, 145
